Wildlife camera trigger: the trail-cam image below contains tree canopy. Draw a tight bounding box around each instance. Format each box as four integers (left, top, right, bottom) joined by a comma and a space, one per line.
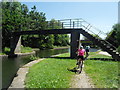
2, 1, 69, 51
105, 23, 120, 53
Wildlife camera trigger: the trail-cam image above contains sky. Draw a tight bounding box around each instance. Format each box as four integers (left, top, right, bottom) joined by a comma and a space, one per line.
19, 1, 118, 37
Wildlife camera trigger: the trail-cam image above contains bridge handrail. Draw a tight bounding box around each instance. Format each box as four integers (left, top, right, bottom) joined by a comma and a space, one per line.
47, 18, 115, 46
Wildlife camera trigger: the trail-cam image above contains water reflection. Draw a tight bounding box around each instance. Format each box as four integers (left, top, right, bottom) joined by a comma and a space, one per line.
2, 48, 69, 89
2, 55, 32, 89
36, 48, 69, 58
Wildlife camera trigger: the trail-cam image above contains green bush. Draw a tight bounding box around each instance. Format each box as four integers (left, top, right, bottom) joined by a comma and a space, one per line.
117, 46, 120, 53
29, 55, 39, 61
0, 47, 10, 55
4, 47, 10, 54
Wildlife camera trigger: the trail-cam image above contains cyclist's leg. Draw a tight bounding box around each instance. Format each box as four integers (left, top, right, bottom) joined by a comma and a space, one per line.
86, 51, 88, 57
77, 58, 83, 73
76, 58, 80, 69
77, 56, 84, 73
85, 51, 89, 60
77, 57, 81, 68
80, 59, 83, 68
76, 57, 79, 65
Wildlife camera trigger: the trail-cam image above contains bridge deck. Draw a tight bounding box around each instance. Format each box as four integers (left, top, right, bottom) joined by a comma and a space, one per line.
13, 28, 83, 35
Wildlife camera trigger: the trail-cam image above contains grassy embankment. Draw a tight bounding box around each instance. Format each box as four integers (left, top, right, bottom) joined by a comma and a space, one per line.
53, 46, 70, 49
25, 51, 119, 88
0, 46, 33, 55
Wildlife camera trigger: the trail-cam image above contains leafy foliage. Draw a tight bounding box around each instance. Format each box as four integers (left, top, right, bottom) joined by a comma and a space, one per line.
117, 46, 120, 53
2, 1, 69, 51
2, 2, 23, 51
105, 24, 120, 48
113, 24, 120, 46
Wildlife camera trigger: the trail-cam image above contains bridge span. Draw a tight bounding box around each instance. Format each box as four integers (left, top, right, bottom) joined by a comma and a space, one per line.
9, 18, 120, 60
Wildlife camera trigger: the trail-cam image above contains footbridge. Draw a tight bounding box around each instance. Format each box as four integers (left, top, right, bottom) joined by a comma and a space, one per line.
10, 18, 120, 61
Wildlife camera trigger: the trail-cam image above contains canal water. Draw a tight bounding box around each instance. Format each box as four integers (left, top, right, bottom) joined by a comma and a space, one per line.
2, 48, 69, 89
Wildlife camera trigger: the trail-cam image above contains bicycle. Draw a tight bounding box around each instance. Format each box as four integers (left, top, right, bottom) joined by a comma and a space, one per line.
76, 57, 84, 74
67, 58, 84, 74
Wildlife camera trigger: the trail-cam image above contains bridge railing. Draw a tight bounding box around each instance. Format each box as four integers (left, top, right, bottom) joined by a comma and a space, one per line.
47, 18, 107, 39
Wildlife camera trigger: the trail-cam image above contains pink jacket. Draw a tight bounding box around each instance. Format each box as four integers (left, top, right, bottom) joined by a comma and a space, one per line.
78, 49, 85, 56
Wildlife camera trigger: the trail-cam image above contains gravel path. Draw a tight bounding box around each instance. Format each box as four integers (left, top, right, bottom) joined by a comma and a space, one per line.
70, 51, 112, 88
70, 69, 94, 88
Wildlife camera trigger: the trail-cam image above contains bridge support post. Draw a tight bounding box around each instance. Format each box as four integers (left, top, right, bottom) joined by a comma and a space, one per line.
9, 34, 21, 57
70, 31, 80, 59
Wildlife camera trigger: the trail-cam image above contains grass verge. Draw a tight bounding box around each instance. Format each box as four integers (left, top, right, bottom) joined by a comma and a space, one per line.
21, 46, 33, 53
84, 60, 118, 88
0, 46, 33, 55
25, 53, 76, 88
84, 51, 119, 88
89, 51, 113, 59
53, 46, 69, 49
25, 52, 119, 88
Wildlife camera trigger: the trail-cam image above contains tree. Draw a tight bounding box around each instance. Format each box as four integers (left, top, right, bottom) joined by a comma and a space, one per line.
21, 4, 29, 31
112, 24, 120, 53
2, 2, 22, 51
48, 19, 69, 46
105, 24, 120, 53
112, 24, 120, 45
2, 1, 69, 51
105, 24, 120, 47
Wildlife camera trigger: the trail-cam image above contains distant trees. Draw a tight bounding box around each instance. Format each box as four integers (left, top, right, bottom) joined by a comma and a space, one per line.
106, 24, 120, 53
2, 1, 69, 51
48, 19, 69, 46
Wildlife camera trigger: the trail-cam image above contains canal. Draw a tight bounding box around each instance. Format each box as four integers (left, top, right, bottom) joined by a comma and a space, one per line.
2, 48, 69, 89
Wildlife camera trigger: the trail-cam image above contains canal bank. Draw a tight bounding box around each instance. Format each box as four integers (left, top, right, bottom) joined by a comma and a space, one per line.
9, 58, 44, 88
0, 51, 35, 58
9, 54, 61, 88
4, 49, 100, 88
15, 50, 115, 88
2, 47, 69, 89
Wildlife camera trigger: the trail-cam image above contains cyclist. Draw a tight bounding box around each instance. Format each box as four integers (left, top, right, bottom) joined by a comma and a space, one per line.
76, 46, 86, 73
85, 45, 90, 59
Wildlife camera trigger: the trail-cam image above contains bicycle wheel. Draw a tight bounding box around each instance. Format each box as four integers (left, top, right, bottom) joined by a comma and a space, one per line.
76, 61, 83, 74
